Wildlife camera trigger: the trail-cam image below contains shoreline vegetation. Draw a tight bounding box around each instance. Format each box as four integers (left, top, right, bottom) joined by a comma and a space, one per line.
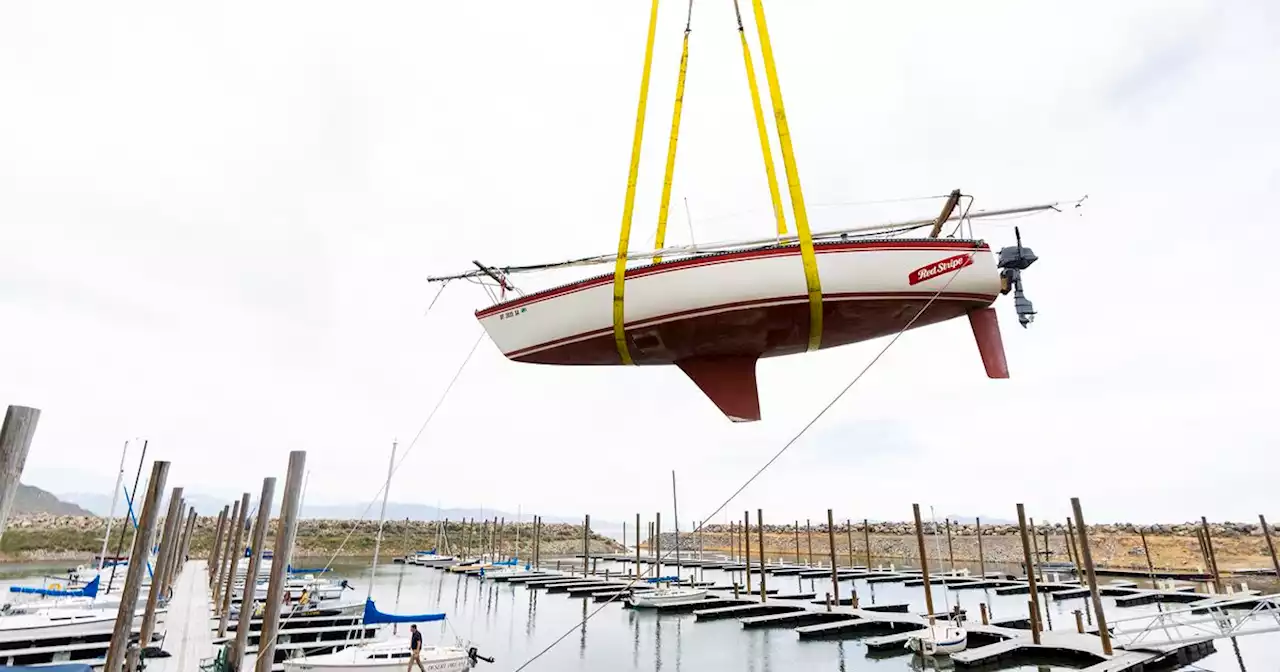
2, 516, 1277, 577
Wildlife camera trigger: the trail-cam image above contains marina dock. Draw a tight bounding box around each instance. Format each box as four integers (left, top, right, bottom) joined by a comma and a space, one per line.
434, 551, 1233, 672
148, 561, 213, 672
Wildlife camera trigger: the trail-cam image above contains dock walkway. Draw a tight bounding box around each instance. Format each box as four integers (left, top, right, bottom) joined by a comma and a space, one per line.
151, 560, 214, 672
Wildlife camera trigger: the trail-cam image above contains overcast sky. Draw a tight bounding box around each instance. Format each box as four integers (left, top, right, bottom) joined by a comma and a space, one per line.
2, 1, 1276, 529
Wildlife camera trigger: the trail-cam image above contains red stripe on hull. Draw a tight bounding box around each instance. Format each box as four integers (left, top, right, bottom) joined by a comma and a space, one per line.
476, 239, 990, 319
509, 293, 994, 366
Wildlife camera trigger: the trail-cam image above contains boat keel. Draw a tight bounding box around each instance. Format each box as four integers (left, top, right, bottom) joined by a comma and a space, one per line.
967, 307, 1009, 378
676, 355, 762, 423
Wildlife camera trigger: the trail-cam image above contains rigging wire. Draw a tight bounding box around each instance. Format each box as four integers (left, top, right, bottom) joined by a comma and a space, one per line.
511, 246, 985, 671
256, 327, 487, 659
423, 281, 450, 316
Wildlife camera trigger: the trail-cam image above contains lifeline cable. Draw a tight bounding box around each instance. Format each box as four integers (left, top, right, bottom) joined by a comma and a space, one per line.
511, 245, 986, 672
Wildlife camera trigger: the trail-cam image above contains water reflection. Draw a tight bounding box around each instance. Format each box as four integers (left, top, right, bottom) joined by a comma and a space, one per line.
579, 598, 587, 659
298, 556, 1273, 672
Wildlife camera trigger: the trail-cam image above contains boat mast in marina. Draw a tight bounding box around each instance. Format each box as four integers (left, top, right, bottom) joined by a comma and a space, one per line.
97, 441, 129, 571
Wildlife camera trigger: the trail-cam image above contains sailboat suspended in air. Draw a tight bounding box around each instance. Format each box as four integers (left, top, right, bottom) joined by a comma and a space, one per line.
427, 1, 1056, 423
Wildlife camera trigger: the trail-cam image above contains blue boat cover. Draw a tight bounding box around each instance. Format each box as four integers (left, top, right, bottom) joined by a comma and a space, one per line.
415, 549, 437, 554
644, 576, 681, 583
362, 598, 445, 625
8, 575, 100, 598
287, 565, 331, 574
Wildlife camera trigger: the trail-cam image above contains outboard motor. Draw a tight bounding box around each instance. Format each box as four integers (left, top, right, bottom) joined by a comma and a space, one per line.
997, 227, 1039, 327
467, 646, 495, 666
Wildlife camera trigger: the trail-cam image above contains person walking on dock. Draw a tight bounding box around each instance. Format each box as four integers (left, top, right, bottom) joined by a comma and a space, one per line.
408, 624, 425, 672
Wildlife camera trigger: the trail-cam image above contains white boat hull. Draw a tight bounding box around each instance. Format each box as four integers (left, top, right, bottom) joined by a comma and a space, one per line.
282, 640, 471, 672
906, 624, 967, 656
474, 239, 1006, 421
0, 608, 163, 644
629, 587, 708, 608
478, 240, 999, 361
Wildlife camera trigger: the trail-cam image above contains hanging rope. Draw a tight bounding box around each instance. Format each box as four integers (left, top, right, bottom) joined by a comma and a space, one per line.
733, 0, 787, 236
751, 0, 824, 351
512, 246, 987, 672
611, 0, 663, 366
653, 0, 695, 263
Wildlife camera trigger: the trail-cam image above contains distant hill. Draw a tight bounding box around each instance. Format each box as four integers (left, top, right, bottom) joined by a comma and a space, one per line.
13, 484, 96, 517
56, 490, 618, 532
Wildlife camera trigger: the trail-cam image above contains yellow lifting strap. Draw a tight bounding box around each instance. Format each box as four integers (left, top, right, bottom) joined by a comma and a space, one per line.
653, 3, 695, 264
751, 0, 823, 350
612, 0, 663, 366
733, 0, 787, 236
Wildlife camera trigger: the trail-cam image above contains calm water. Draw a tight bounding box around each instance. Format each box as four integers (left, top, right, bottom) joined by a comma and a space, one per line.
3, 556, 1275, 671
302, 555, 1280, 672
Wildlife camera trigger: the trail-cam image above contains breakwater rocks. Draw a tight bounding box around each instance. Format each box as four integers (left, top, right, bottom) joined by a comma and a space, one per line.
0, 516, 624, 562
644, 520, 1280, 571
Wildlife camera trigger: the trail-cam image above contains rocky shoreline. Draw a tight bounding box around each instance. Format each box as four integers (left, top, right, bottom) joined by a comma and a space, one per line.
2, 515, 1276, 572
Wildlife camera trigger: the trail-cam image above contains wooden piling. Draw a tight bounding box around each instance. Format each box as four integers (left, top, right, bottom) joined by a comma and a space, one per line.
208, 507, 228, 588
256, 450, 307, 672
634, 514, 640, 577
806, 518, 814, 566
1068, 517, 1084, 576
979, 602, 989, 625
793, 521, 801, 565
212, 503, 234, 609
1201, 516, 1223, 592
214, 501, 241, 604
1015, 504, 1041, 644
233, 477, 275, 670
1072, 497, 1112, 655
534, 516, 542, 568
826, 509, 839, 605
157, 495, 184, 594
1138, 527, 1157, 582
1260, 515, 1280, 578
218, 493, 251, 637
104, 460, 168, 672
1063, 519, 1077, 574
758, 509, 767, 602
157, 496, 183, 595
166, 498, 187, 591
1075, 609, 1084, 634
142, 485, 183, 646
1029, 517, 1043, 583
582, 515, 590, 577
1196, 528, 1210, 573
743, 510, 752, 593
945, 518, 955, 572
654, 512, 661, 578
845, 519, 854, 568
178, 507, 197, 574
911, 504, 935, 625
863, 518, 871, 568
976, 517, 986, 578
0, 406, 40, 543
